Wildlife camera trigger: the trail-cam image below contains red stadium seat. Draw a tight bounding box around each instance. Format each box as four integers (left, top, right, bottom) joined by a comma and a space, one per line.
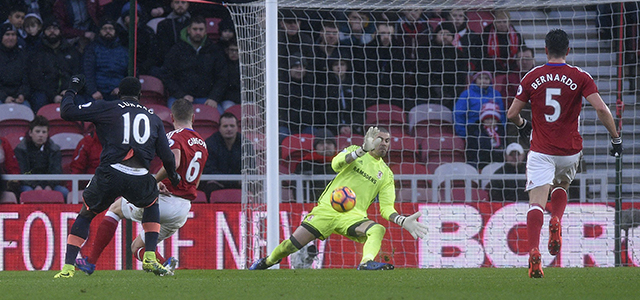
209, 188, 242, 203
225, 104, 242, 127
387, 135, 419, 164
0, 103, 34, 137
336, 134, 364, 151
205, 18, 222, 41
37, 104, 84, 136
280, 133, 314, 174
420, 133, 466, 173
1, 191, 18, 204
50, 133, 84, 173
3, 131, 26, 149
390, 163, 429, 188
439, 188, 489, 202
145, 104, 174, 133
408, 104, 454, 138
466, 10, 494, 33
193, 190, 208, 203
433, 162, 479, 188
193, 104, 220, 139
395, 188, 432, 202
20, 190, 65, 204
365, 104, 406, 136
139, 75, 166, 106
224, 103, 262, 130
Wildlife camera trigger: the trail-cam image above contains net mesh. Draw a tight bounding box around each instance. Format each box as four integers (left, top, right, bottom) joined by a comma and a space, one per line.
227, 0, 639, 268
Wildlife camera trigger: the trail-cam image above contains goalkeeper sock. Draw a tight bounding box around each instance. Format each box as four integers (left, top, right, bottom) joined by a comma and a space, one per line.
527, 205, 544, 252
550, 187, 568, 220
65, 214, 93, 265
87, 211, 120, 265
360, 224, 385, 264
266, 238, 300, 266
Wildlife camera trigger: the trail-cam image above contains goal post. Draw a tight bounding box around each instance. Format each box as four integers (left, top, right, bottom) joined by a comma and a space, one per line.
226, 0, 638, 269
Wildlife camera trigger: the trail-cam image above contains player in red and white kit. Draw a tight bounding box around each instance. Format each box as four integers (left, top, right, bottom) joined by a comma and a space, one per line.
507, 29, 622, 278
75, 98, 209, 275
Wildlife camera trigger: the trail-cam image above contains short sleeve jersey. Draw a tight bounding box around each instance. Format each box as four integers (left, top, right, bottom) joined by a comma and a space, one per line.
516, 63, 598, 155
162, 128, 209, 201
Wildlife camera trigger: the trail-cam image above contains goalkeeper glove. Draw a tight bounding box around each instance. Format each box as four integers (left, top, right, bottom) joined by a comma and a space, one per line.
394, 212, 428, 239
68, 74, 85, 94
355, 126, 381, 157
610, 137, 623, 157
516, 119, 532, 140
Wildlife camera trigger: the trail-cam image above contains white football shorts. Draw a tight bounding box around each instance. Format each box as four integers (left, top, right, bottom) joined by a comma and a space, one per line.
121, 193, 191, 242
525, 150, 581, 192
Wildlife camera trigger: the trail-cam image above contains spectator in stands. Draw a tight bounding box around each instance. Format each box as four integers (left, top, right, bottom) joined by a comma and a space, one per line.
28, 18, 82, 112
202, 112, 254, 196
155, 0, 190, 67
318, 57, 366, 137
22, 13, 42, 50
163, 16, 228, 109
339, 10, 375, 46
14, 115, 69, 199
312, 20, 348, 84
0, 23, 31, 108
4, 4, 26, 44
218, 18, 235, 43
83, 19, 128, 101
465, 101, 506, 169
278, 55, 318, 143
488, 142, 528, 202
294, 132, 337, 200
115, 3, 157, 75
418, 21, 468, 111
52, 0, 100, 42
454, 71, 504, 138
0, 136, 20, 175
394, 8, 430, 60
445, 8, 483, 71
220, 39, 240, 113
67, 124, 101, 191
363, 22, 406, 109
279, 9, 313, 76
479, 10, 523, 73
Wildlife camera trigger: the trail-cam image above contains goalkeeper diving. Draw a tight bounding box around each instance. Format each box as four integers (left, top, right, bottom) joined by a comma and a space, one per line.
250, 127, 427, 270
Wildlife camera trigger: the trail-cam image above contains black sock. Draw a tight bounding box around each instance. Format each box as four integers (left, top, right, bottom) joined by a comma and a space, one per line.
65, 214, 92, 265
142, 203, 160, 253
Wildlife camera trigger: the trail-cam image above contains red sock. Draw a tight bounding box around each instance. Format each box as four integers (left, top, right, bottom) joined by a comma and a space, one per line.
87, 214, 119, 265
134, 247, 166, 264
527, 205, 544, 252
550, 187, 568, 220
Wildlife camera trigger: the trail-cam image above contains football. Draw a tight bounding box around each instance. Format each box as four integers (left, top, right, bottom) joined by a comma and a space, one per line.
330, 186, 356, 212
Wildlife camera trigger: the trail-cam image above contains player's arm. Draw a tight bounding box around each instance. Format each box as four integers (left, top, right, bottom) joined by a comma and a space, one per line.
155, 148, 181, 182
379, 173, 427, 240
331, 126, 381, 171
59, 75, 106, 122
585, 92, 622, 156
507, 97, 532, 139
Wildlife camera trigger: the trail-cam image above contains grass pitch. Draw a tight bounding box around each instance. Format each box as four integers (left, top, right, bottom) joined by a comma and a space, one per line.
0, 268, 638, 300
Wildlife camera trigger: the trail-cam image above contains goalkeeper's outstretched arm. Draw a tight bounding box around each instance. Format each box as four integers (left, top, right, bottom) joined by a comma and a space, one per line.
390, 212, 428, 240
332, 126, 381, 170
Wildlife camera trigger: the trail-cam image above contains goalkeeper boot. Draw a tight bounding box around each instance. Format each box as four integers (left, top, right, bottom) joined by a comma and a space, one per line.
528, 248, 544, 278
75, 257, 95, 275
249, 257, 280, 270
357, 261, 394, 270
163, 257, 178, 275
142, 252, 173, 276
54, 264, 76, 279
548, 216, 562, 256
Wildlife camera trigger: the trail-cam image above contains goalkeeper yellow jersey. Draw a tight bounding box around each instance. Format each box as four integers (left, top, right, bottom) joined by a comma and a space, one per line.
316, 145, 397, 221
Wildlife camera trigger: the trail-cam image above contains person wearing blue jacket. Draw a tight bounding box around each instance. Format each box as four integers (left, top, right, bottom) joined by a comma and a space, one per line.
454, 71, 505, 138
83, 19, 128, 101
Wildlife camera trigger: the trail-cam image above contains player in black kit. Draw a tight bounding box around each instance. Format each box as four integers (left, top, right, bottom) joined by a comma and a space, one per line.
54, 75, 181, 278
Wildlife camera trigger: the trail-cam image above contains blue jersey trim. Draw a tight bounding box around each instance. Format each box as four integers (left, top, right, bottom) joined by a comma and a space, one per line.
546, 63, 566, 66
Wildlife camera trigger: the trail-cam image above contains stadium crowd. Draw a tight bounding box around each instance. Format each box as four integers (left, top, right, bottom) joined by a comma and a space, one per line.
0, 1, 589, 203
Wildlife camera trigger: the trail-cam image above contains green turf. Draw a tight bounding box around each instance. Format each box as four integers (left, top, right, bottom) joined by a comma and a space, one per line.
0, 268, 638, 300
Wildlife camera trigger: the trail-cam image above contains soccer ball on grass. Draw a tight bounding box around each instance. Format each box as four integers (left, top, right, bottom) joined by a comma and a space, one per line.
330, 186, 356, 212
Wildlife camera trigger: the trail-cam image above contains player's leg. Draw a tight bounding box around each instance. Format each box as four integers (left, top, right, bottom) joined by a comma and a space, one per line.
547, 152, 579, 256
345, 220, 392, 270
55, 206, 97, 278
77, 198, 126, 275
250, 225, 318, 270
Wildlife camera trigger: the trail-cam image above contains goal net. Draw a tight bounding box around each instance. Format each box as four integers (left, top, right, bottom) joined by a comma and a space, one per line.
227, 0, 640, 269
